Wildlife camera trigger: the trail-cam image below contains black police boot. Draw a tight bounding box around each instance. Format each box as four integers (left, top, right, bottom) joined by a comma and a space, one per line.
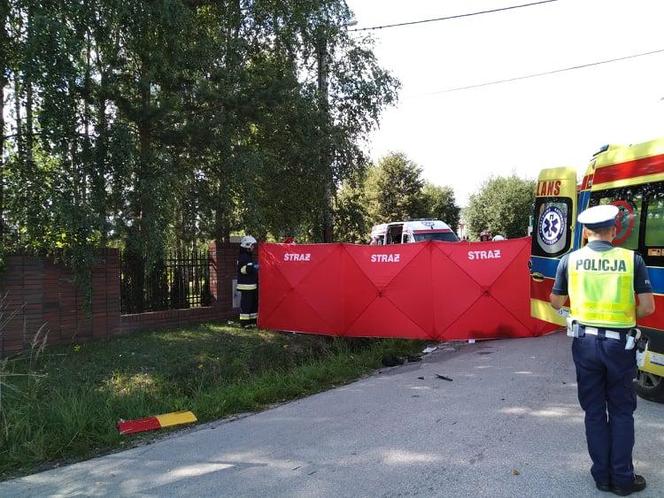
611, 475, 646, 496
596, 482, 611, 492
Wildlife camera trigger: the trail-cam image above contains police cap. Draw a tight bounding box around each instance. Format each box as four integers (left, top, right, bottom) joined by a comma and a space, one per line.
577, 204, 619, 230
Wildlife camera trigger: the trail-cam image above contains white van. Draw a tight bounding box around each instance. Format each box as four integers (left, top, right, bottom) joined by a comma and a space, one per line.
370, 219, 459, 245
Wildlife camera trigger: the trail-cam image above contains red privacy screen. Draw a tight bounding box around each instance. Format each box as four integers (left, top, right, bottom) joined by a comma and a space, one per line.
258, 238, 557, 340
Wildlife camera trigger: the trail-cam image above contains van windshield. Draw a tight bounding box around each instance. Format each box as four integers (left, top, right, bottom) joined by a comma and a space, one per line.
414, 232, 459, 242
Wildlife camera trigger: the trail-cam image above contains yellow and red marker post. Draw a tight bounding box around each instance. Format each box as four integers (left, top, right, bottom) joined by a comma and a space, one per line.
117, 410, 197, 435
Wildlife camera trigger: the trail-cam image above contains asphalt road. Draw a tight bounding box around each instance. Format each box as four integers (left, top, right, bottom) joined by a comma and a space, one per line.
2, 332, 663, 497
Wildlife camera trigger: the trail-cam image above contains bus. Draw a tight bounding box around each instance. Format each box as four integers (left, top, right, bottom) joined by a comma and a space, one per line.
530, 136, 664, 402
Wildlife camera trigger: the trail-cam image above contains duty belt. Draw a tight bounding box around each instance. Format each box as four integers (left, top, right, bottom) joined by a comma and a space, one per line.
579, 325, 627, 341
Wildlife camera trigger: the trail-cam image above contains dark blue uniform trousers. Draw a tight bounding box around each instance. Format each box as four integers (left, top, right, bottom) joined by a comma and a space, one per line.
572, 333, 637, 488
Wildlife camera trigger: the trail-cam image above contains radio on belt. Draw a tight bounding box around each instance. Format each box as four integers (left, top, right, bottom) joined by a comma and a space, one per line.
636, 334, 649, 368
625, 328, 641, 351
566, 317, 584, 338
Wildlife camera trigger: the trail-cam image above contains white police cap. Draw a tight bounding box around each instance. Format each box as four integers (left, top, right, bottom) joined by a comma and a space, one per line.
577, 204, 619, 230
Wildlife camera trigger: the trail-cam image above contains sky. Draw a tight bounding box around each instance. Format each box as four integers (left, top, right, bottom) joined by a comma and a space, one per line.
344, 0, 664, 206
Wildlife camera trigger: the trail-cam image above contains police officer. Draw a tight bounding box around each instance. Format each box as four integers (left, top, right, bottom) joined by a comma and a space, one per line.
237, 235, 259, 328
550, 204, 655, 496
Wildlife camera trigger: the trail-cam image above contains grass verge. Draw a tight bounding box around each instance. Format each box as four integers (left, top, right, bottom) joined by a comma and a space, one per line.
0, 323, 423, 479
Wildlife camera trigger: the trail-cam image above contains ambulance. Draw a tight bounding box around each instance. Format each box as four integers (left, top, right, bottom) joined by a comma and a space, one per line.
370, 219, 459, 245
530, 136, 664, 401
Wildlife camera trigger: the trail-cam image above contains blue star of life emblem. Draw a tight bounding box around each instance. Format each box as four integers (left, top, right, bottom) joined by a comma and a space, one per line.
538, 206, 565, 246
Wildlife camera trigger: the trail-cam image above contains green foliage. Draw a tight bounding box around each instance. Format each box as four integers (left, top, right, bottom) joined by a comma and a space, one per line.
0, 0, 399, 287
464, 175, 536, 239
0, 323, 423, 478
334, 170, 370, 243
334, 152, 460, 242
368, 152, 425, 223
421, 183, 461, 232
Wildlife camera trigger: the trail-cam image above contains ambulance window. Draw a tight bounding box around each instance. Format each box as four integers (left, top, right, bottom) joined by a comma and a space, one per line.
387, 225, 403, 244
414, 232, 459, 242
644, 189, 664, 251
531, 197, 572, 258
591, 190, 643, 251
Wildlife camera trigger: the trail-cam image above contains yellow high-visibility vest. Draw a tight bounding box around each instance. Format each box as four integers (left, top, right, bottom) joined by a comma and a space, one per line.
568, 245, 636, 328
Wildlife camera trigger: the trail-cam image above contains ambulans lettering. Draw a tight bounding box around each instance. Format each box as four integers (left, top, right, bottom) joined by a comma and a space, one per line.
371, 254, 401, 263
283, 253, 311, 262
537, 180, 561, 196
468, 250, 501, 260
574, 258, 627, 272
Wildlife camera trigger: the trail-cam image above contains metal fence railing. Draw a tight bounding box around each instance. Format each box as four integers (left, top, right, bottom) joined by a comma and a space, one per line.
121, 248, 212, 314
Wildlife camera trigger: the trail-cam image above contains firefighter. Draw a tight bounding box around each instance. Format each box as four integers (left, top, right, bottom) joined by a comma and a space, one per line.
237, 235, 259, 328
549, 205, 655, 495
479, 230, 492, 242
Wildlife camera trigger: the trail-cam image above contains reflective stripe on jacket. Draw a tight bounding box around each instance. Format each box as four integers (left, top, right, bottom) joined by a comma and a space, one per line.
237, 283, 257, 291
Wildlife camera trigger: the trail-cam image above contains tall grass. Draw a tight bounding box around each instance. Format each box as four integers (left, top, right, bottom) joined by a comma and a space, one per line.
0, 322, 423, 479
0, 293, 49, 471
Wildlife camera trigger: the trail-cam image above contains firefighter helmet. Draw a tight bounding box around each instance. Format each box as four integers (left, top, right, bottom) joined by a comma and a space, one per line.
240, 235, 257, 249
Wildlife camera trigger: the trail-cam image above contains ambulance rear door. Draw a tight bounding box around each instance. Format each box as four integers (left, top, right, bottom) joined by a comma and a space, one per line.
530, 167, 578, 326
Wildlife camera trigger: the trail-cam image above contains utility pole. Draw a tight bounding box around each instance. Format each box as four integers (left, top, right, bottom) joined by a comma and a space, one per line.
316, 18, 356, 243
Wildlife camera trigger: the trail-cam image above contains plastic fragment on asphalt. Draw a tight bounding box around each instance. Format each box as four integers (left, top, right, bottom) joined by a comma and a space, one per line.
117, 410, 197, 435
157, 410, 197, 428
422, 345, 438, 354
435, 374, 453, 382
116, 416, 160, 435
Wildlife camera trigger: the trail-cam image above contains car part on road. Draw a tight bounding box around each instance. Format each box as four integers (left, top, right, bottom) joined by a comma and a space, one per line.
117, 410, 197, 435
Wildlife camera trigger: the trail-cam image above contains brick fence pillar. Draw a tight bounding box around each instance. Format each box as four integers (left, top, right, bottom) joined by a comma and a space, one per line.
209, 241, 240, 315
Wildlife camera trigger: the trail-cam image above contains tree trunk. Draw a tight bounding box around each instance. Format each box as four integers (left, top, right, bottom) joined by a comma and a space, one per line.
82, 28, 92, 206
0, 0, 7, 242
316, 31, 333, 243
25, 77, 33, 167
0, 0, 6, 240
14, 73, 23, 165
0, 81, 5, 241
126, 71, 153, 312
25, 2, 33, 170
94, 69, 108, 242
